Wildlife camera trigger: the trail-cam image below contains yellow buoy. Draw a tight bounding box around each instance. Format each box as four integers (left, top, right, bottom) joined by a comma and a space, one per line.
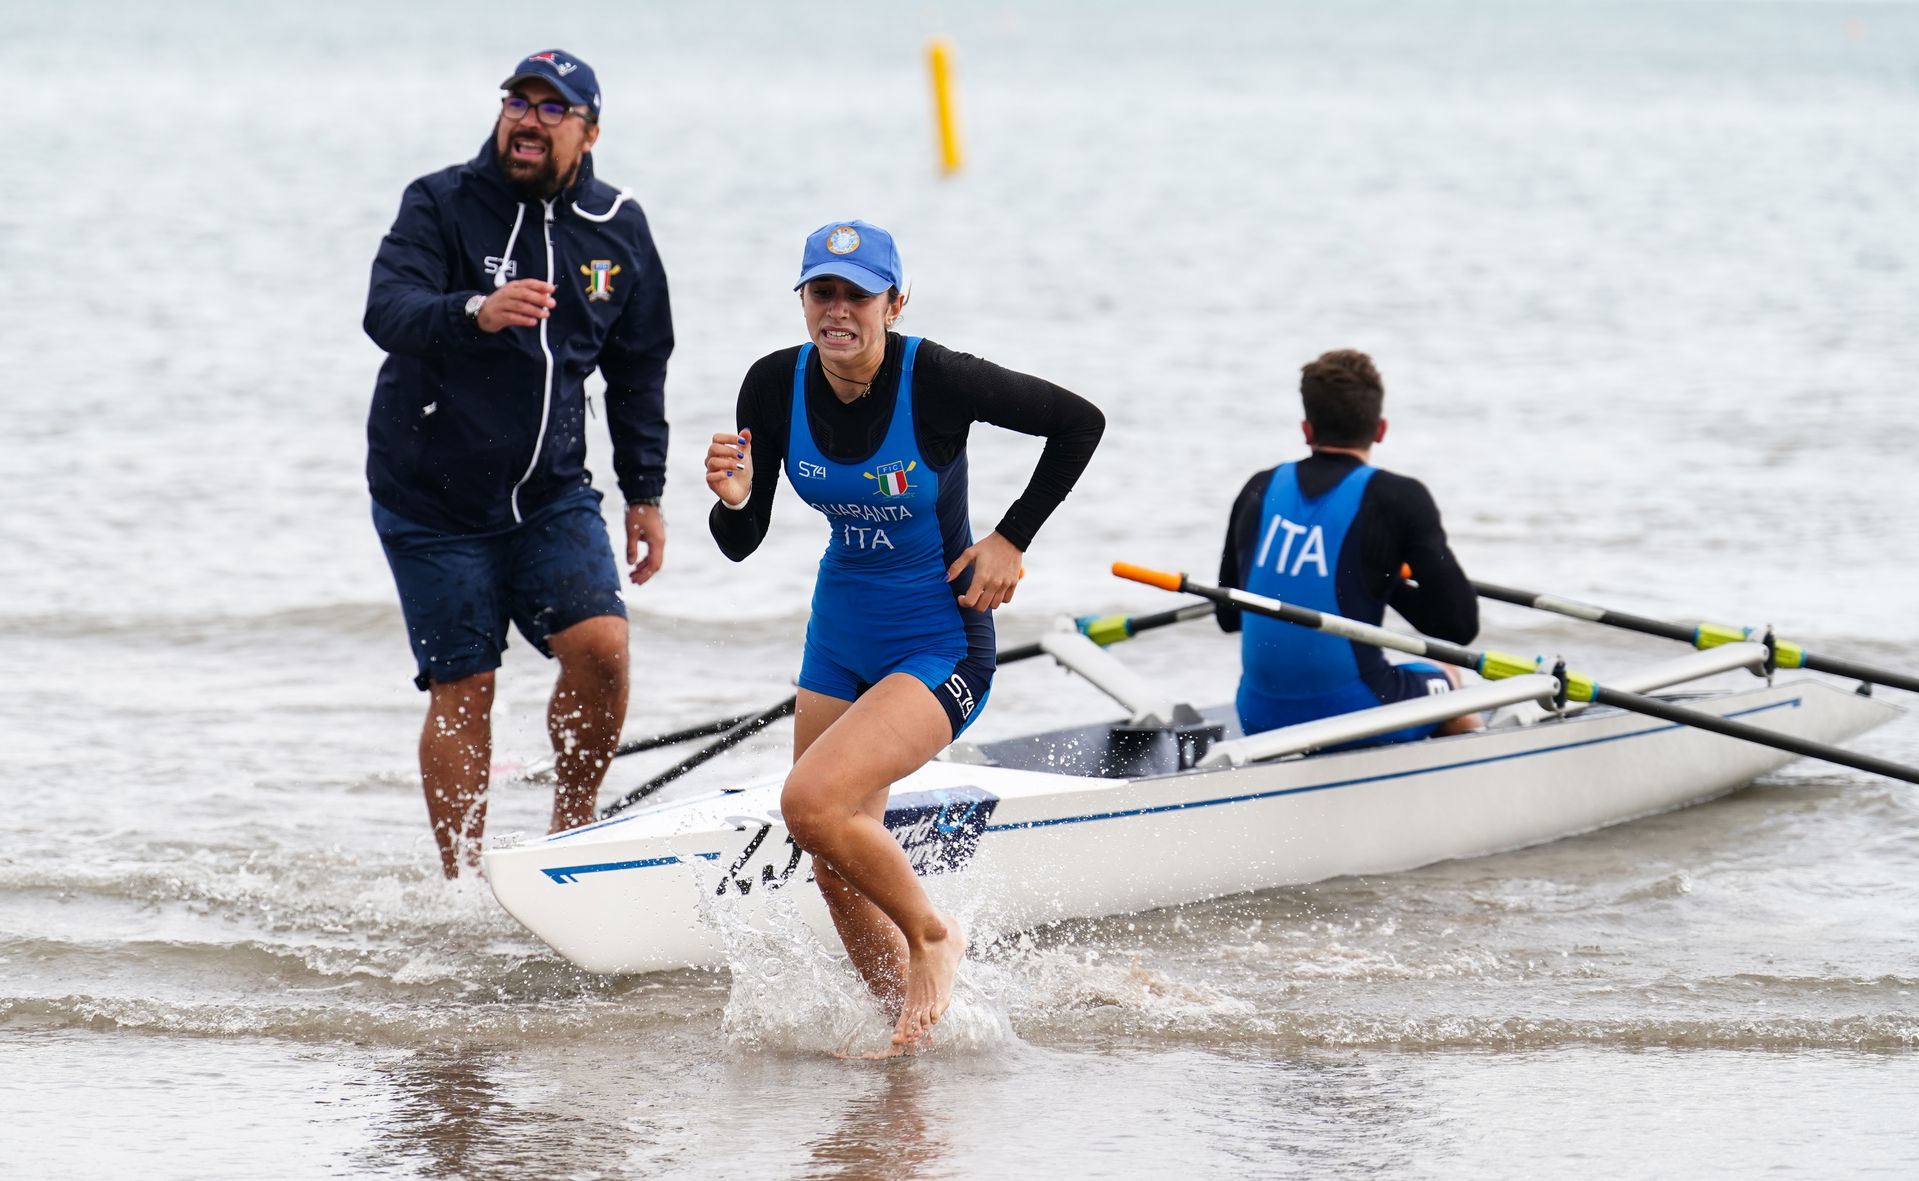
927, 38, 964, 175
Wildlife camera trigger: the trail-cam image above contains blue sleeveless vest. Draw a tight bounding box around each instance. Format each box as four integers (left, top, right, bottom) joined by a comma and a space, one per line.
1240, 462, 1378, 707
784, 338, 969, 649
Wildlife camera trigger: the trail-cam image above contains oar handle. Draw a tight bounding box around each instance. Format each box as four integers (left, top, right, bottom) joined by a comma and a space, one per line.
1120, 563, 1467, 665
1112, 562, 1185, 592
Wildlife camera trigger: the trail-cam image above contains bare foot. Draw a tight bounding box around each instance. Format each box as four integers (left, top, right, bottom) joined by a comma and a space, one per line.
833, 1034, 923, 1061
892, 913, 965, 1047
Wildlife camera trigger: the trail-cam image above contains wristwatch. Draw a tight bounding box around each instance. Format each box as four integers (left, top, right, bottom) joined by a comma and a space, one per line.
631, 496, 662, 508
463, 293, 487, 322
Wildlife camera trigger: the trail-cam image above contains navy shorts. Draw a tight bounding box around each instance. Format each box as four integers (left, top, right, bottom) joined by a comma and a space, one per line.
372, 485, 626, 690
798, 632, 995, 741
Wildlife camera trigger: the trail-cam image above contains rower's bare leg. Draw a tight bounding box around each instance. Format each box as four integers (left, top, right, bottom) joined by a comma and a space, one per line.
1435, 665, 1485, 736
545, 614, 630, 833
784, 679, 965, 1049
794, 693, 910, 1012
815, 855, 910, 1013
420, 671, 495, 878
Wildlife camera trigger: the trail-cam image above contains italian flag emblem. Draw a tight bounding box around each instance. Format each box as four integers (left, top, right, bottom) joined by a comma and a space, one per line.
579, 259, 620, 301
866, 460, 916, 497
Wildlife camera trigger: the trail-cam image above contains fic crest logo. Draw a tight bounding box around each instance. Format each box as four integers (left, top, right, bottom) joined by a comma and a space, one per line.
864, 459, 916, 497
580, 260, 620, 301
825, 225, 861, 255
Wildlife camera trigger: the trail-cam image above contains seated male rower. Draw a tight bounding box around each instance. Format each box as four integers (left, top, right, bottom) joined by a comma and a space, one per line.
1216, 349, 1481, 744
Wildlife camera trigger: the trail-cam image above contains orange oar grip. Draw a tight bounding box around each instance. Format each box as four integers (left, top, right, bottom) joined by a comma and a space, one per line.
1112, 562, 1184, 592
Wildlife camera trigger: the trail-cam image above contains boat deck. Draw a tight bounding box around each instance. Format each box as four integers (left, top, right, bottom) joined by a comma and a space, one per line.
962, 694, 1696, 780
968, 705, 1242, 779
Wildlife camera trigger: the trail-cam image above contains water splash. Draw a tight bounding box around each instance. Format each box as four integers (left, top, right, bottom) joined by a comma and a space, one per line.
694, 860, 1017, 1057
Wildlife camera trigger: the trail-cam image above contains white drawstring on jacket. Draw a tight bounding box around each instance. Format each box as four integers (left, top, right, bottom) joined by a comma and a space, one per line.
572, 188, 633, 223
496, 203, 527, 288
498, 187, 625, 276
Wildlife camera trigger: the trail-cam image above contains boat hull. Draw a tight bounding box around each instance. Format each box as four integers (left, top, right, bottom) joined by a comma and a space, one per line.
483, 679, 1897, 974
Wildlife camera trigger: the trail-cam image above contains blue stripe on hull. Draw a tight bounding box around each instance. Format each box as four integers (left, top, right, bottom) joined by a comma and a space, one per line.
542, 850, 723, 884
986, 698, 1802, 833
534, 697, 1803, 882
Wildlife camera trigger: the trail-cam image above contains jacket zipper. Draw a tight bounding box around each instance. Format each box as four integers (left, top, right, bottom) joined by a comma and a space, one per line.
510, 198, 558, 523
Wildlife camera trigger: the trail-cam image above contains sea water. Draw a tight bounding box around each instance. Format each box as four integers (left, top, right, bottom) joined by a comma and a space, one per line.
3, 1, 1917, 1175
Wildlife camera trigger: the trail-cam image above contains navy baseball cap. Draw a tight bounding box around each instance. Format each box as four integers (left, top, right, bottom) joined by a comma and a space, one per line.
793, 220, 905, 295
501, 49, 602, 119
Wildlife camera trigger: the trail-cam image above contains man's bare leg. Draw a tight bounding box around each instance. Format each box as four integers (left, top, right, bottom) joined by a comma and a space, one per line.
420, 671, 495, 878
544, 614, 630, 833
783, 679, 965, 1050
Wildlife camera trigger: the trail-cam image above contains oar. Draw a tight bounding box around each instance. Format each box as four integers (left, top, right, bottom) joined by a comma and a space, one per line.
1468, 579, 1919, 696
1114, 563, 1919, 786
521, 712, 762, 781
598, 696, 797, 817
597, 598, 1219, 819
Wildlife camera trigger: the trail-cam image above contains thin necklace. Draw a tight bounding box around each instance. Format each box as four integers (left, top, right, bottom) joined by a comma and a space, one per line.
820, 359, 878, 400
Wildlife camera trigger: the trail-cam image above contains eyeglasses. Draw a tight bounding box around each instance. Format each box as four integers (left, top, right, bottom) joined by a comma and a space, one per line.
500, 94, 589, 127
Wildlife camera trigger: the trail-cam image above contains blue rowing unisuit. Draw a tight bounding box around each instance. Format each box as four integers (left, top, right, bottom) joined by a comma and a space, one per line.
783, 338, 995, 734
1238, 461, 1448, 745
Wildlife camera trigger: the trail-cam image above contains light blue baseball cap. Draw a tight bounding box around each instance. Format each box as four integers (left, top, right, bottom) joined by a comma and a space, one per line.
793, 220, 904, 294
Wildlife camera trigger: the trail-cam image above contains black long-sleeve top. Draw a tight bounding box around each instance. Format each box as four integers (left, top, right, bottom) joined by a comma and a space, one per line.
708, 334, 1104, 559
1216, 452, 1478, 640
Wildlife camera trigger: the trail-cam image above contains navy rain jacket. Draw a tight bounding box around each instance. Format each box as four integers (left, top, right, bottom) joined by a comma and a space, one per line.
364, 138, 672, 534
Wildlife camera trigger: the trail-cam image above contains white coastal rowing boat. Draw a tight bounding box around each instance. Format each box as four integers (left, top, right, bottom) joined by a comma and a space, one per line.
482, 625, 1901, 975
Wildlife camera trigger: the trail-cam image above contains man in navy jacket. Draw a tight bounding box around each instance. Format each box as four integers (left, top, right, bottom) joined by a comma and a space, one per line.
364, 49, 672, 877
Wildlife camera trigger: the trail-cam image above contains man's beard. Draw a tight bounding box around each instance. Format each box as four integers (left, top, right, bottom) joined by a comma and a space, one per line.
497, 133, 565, 201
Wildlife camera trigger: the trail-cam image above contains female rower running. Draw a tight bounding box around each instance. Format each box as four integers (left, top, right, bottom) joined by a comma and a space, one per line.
705, 220, 1104, 1050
